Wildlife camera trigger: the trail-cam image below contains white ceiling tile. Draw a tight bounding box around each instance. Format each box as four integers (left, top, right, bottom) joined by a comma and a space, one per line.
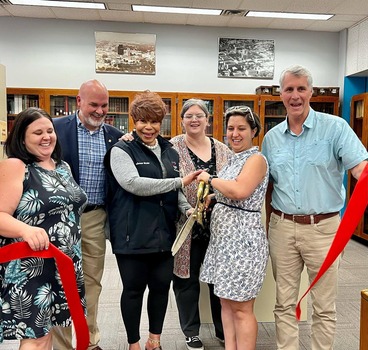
51, 8, 101, 21
0, 6, 11, 16
238, 0, 293, 12
143, 12, 188, 25
106, 3, 132, 11
304, 20, 357, 32
0, 0, 368, 32
194, 0, 243, 10
3, 4, 54, 18
99, 10, 144, 22
187, 15, 231, 27
332, 0, 368, 14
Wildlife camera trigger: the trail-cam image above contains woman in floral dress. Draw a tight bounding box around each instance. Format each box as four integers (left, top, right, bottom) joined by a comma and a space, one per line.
0, 108, 87, 350
197, 106, 269, 350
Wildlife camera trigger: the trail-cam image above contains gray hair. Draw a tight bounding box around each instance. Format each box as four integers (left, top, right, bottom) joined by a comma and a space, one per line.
180, 99, 209, 118
279, 65, 313, 89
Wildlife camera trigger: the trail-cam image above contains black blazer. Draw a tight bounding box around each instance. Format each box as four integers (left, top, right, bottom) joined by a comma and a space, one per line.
53, 113, 123, 184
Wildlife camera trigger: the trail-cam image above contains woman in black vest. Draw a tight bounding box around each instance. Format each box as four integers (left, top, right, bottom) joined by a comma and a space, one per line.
104, 91, 201, 350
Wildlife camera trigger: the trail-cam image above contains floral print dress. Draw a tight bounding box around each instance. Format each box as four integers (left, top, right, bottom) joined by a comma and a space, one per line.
200, 147, 269, 302
0, 161, 87, 341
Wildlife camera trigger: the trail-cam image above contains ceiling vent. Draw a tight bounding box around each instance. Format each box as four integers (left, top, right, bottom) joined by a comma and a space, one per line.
221, 10, 247, 16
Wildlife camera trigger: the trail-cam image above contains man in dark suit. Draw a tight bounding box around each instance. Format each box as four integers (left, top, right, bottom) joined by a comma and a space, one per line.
52, 79, 123, 350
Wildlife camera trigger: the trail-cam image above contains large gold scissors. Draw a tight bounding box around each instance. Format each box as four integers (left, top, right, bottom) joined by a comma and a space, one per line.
171, 181, 210, 256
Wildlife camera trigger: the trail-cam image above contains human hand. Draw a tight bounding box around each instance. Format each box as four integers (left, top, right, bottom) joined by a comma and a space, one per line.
182, 169, 203, 187
119, 132, 134, 141
197, 171, 210, 184
186, 207, 195, 217
205, 194, 215, 209
21, 227, 50, 251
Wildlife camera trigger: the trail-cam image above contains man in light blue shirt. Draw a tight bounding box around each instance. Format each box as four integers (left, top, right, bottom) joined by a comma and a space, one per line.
262, 65, 368, 350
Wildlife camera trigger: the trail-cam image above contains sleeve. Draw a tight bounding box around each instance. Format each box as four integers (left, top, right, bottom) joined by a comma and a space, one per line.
110, 147, 183, 196
178, 189, 192, 215
335, 120, 368, 170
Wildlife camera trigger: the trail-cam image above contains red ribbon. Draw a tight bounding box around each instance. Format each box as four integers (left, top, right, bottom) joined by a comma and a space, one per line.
0, 242, 89, 350
296, 163, 368, 320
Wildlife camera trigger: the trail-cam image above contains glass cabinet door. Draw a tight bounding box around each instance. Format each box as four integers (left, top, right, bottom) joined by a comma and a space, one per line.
160, 98, 172, 139
50, 95, 77, 117
6, 89, 44, 134
106, 96, 130, 133
264, 100, 286, 134
7, 94, 39, 114
222, 97, 257, 145
310, 101, 336, 114
177, 94, 217, 138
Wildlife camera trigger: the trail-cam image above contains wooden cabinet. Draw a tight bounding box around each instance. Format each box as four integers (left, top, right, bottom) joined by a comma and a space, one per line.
6, 88, 45, 134
348, 93, 368, 241
157, 92, 177, 139
6, 88, 339, 145
105, 90, 133, 134
6, 88, 179, 139
44, 89, 78, 118
176, 93, 219, 139
258, 94, 340, 147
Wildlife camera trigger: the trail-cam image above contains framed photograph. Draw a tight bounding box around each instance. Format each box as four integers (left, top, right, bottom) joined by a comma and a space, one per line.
95, 32, 156, 75
218, 38, 275, 79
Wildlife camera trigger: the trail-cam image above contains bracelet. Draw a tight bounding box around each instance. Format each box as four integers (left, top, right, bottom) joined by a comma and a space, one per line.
208, 175, 218, 186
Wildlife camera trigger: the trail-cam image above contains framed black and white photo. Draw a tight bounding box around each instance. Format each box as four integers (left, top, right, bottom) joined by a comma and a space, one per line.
218, 38, 275, 79
95, 32, 156, 75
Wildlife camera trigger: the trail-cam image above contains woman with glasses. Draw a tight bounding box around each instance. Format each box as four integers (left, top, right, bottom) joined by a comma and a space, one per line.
197, 106, 269, 350
171, 99, 231, 350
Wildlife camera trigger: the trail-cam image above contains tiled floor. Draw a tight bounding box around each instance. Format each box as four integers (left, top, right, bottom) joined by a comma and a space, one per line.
2, 237, 367, 349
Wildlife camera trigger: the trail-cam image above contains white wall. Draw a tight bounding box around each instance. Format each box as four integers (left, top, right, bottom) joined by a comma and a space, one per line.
0, 17, 342, 93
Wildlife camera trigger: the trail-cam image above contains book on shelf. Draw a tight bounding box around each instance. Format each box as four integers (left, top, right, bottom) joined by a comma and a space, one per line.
15, 95, 23, 114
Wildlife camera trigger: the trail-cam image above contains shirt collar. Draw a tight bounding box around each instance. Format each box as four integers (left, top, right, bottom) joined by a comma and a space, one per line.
284, 107, 315, 134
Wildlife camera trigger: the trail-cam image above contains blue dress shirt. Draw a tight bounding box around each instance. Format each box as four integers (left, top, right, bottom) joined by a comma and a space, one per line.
262, 108, 368, 214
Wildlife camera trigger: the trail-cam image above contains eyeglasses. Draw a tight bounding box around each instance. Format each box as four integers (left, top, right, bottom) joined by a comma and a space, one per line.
225, 105, 255, 122
183, 113, 206, 120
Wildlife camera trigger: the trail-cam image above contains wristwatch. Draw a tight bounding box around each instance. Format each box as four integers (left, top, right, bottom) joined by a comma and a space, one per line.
208, 175, 218, 186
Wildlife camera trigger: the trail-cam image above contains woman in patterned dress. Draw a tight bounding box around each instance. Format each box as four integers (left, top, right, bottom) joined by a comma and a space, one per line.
197, 106, 269, 350
0, 108, 87, 350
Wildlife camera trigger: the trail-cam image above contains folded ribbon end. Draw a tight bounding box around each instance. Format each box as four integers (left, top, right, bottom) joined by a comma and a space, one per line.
296, 303, 301, 321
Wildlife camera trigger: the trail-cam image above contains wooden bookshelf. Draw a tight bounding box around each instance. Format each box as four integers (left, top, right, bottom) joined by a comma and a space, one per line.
348, 92, 368, 241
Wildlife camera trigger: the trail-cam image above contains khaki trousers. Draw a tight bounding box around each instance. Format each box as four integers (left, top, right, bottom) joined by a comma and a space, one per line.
52, 208, 107, 350
268, 212, 341, 350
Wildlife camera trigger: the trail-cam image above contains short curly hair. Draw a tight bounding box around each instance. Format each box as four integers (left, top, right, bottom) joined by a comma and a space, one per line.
130, 90, 167, 123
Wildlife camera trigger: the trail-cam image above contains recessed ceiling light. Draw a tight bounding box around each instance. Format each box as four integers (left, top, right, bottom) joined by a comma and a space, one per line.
132, 5, 222, 16
246, 11, 333, 20
10, 0, 106, 10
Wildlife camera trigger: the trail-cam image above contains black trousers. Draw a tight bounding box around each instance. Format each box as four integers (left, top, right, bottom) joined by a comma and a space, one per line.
173, 238, 224, 339
115, 252, 174, 344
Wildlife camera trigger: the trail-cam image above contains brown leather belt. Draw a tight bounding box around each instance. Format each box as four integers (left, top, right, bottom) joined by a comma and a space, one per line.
272, 209, 339, 224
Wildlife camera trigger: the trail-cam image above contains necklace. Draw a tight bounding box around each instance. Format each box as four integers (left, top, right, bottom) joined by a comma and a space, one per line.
143, 139, 159, 150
